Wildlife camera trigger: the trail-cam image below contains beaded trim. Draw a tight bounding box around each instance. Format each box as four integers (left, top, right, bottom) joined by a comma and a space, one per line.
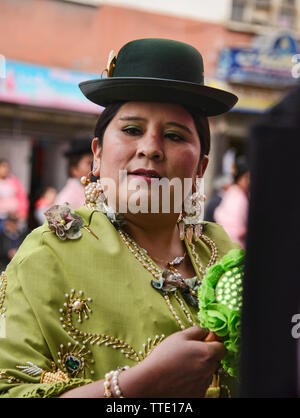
118, 229, 218, 278
118, 230, 161, 279
0, 370, 23, 384
59, 289, 166, 364
118, 229, 217, 330
16, 361, 70, 384
188, 234, 218, 275
0, 272, 7, 319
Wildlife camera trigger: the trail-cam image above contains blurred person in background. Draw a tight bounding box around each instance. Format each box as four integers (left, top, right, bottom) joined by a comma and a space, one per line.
54, 139, 93, 208
214, 156, 250, 248
0, 212, 29, 272
204, 174, 232, 222
34, 186, 57, 226
0, 159, 29, 232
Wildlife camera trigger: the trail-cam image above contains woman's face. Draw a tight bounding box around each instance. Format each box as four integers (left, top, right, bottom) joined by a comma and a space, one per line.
71, 153, 93, 179
92, 102, 208, 214
0, 162, 10, 179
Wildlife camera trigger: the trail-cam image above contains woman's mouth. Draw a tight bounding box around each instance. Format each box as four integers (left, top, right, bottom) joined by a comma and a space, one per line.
129, 169, 162, 183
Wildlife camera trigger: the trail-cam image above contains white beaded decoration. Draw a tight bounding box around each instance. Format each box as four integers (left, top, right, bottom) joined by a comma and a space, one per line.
118, 229, 201, 330
103, 366, 129, 398
112, 366, 129, 398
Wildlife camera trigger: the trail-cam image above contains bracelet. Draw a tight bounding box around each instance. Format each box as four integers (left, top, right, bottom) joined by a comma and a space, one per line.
103, 366, 129, 398
112, 366, 129, 398
103, 370, 114, 398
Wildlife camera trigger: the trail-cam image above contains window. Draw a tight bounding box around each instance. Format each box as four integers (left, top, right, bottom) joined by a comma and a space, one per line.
279, 0, 297, 29
231, 0, 247, 21
228, 0, 300, 35
251, 0, 271, 24
231, 0, 272, 24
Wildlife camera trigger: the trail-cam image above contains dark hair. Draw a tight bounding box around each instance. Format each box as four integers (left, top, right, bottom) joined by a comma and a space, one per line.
94, 102, 210, 160
0, 158, 9, 166
233, 155, 249, 183
67, 153, 90, 178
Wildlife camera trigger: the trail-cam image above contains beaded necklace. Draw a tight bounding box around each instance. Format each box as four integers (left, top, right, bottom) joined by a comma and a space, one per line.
118, 228, 218, 330
82, 178, 219, 329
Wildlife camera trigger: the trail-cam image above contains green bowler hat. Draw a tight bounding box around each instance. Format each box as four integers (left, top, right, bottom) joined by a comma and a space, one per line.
79, 38, 238, 116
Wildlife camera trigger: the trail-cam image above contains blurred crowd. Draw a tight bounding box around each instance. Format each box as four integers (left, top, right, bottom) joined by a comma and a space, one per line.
204, 155, 250, 249
0, 138, 93, 272
0, 158, 30, 272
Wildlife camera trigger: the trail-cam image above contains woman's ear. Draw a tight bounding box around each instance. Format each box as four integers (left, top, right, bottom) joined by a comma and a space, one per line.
92, 137, 102, 177
197, 155, 209, 178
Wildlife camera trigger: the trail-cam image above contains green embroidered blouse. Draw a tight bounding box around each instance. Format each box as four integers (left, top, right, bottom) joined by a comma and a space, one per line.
0, 207, 240, 398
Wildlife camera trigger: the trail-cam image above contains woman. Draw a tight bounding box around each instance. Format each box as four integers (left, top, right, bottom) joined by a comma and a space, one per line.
214, 156, 250, 248
0, 159, 29, 230
0, 38, 239, 398
54, 139, 93, 209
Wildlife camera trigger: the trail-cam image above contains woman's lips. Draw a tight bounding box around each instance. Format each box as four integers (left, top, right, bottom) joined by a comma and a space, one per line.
129, 173, 161, 184
129, 169, 162, 183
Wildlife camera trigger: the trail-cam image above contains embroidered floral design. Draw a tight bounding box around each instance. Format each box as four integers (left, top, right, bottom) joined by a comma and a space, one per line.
57, 342, 94, 378
62, 289, 92, 323
59, 289, 165, 363
44, 204, 84, 241
197, 248, 245, 377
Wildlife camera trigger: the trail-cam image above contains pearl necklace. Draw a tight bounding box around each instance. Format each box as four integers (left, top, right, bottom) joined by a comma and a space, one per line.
118, 229, 218, 330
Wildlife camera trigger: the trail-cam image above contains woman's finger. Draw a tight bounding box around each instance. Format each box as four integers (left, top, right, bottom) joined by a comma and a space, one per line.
206, 341, 227, 361
181, 326, 209, 341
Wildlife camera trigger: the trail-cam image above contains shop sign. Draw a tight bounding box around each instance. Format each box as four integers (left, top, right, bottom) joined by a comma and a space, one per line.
0, 59, 100, 113
217, 33, 299, 87
207, 77, 285, 113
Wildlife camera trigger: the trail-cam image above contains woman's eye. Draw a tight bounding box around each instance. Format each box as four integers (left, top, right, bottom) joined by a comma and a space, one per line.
165, 132, 185, 142
122, 125, 142, 136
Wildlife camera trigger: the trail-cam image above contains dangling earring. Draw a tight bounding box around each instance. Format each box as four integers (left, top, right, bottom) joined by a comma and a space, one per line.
81, 173, 107, 212
81, 173, 125, 229
178, 177, 206, 244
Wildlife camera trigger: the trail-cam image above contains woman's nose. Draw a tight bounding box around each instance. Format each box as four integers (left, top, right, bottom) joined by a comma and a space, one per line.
136, 133, 164, 161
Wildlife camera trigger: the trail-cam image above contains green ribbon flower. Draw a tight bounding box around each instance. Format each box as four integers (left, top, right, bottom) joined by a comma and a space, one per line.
198, 248, 245, 377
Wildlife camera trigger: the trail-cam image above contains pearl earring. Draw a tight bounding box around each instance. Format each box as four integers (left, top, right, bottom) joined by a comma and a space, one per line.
81, 174, 106, 211
178, 177, 206, 244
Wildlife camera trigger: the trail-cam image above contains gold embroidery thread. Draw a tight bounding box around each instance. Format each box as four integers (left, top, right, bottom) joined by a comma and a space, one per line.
59, 289, 165, 363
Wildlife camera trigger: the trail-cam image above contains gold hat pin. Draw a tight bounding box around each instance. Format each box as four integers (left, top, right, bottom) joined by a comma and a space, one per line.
102, 50, 117, 78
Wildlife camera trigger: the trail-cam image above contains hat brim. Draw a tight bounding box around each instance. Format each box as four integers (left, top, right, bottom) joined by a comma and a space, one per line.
79, 77, 238, 117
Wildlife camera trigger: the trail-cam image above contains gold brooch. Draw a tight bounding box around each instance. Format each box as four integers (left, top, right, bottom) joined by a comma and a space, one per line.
102, 50, 116, 78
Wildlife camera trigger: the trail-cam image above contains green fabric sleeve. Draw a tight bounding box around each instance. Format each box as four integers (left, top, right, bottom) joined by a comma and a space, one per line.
1, 379, 92, 398
0, 234, 92, 398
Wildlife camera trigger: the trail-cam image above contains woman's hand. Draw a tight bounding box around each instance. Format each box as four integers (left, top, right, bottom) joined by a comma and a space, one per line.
119, 326, 226, 398
60, 326, 225, 398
